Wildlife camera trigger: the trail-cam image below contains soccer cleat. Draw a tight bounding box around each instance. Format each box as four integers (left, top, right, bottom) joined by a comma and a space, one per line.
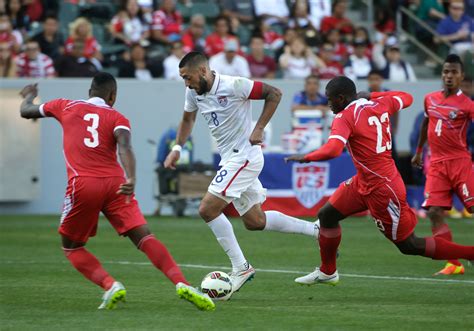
229, 263, 256, 293
176, 282, 216, 311
434, 262, 465, 276
295, 268, 339, 286
98, 281, 126, 310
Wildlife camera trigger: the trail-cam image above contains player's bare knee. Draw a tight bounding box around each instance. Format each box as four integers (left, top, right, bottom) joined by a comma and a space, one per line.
427, 207, 444, 224
243, 216, 265, 231
198, 203, 217, 222
396, 235, 424, 256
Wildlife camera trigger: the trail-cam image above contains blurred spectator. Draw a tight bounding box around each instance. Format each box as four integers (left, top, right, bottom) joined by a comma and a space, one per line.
209, 39, 251, 77
274, 27, 297, 60
374, 6, 396, 37
308, 0, 331, 30
461, 75, 473, 99
151, 0, 182, 44
65, 17, 103, 62
288, 0, 320, 46
0, 13, 22, 53
32, 15, 64, 61
253, 0, 289, 26
320, 0, 354, 38
110, 0, 150, 46
316, 42, 344, 79
411, 0, 445, 49
24, 0, 42, 22
254, 18, 284, 51
118, 43, 162, 79
0, 41, 17, 77
220, 0, 254, 24
325, 28, 349, 63
6, 0, 30, 34
373, 36, 417, 82
15, 39, 55, 77
344, 39, 374, 80
351, 26, 373, 58
435, 1, 474, 56
279, 37, 324, 79
205, 15, 239, 57
182, 14, 206, 53
291, 74, 328, 112
55, 40, 99, 77
164, 41, 184, 80
246, 34, 277, 78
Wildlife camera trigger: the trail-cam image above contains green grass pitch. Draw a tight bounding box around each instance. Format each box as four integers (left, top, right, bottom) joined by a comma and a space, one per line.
1, 215, 473, 330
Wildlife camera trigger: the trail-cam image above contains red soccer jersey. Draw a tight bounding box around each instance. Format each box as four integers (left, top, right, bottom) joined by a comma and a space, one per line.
424, 90, 474, 163
328, 93, 411, 194
39, 97, 130, 180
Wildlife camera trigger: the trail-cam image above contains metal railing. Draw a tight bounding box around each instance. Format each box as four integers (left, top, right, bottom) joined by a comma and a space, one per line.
397, 6, 452, 65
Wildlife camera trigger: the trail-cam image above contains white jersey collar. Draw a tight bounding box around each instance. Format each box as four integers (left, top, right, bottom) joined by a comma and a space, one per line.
87, 97, 111, 108
209, 71, 221, 95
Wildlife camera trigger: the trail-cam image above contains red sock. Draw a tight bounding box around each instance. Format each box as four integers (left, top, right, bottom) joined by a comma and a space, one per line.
64, 247, 115, 290
138, 235, 189, 285
319, 226, 341, 275
425, 236, 474, 260
432, 223, 462, 266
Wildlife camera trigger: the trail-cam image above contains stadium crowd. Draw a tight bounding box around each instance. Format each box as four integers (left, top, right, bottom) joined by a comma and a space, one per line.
0, 0, 471, 80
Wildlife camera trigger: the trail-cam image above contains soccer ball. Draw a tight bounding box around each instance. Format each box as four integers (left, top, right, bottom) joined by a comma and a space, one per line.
200, 271, 233, 301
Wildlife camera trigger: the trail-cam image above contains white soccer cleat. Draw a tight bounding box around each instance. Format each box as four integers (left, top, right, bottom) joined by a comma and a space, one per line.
98, 281, 126, 310
295, 268, 339, 286
229, 263, 256, 292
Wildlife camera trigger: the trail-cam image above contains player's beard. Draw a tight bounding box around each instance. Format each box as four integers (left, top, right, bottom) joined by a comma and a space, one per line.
196, 76, 209, 95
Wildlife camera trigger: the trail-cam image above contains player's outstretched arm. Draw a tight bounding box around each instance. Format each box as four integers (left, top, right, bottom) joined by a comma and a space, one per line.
249, 82, 282, 145
285, 139, 345, 163
115, 129, 136, 196
19, 83, 43, 119
369, 91, 414, 110
164, 111, 196, 169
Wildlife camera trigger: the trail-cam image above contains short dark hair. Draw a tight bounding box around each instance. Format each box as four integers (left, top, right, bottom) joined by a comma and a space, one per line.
43, 13, 58, 22
90, 72, 117, 95
305, 74, 320, 82
444, 54, 464, 72
178, 51, 208, 69
326, 76, 356, 98
368, 69, 383, 78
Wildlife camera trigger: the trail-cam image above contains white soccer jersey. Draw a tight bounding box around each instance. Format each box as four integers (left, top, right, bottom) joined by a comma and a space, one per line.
184, 72, 255, 164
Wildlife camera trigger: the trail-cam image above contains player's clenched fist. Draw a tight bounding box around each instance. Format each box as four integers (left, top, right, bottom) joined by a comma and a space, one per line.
411, 153, 423, 169
249, 128, 264, 146
284, 154, 308, 163
117, 178, 135, 196
164, 150, 180, 169
20, 83, 38, 98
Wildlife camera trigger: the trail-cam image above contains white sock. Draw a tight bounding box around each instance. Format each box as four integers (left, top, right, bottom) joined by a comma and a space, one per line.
264, 211, 320, 238
207, 214, 247, 272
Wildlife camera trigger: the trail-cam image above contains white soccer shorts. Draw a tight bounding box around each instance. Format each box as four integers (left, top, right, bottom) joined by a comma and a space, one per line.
208, 145, 267, 216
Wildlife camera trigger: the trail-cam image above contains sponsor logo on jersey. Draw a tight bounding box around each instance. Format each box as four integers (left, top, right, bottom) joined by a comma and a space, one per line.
292, 163, 329, 208
217, 96, 228, 107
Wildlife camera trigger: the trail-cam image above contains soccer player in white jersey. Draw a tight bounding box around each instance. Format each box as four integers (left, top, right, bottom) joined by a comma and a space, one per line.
164, 51, 319, 292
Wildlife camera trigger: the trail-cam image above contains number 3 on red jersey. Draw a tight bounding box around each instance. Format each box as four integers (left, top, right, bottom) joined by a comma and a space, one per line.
368, 112, 392, 154
83, 113, 100, 148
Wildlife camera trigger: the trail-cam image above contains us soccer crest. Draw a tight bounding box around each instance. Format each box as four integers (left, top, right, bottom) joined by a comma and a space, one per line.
292, 163, 329, 208
217, 96, 228, 107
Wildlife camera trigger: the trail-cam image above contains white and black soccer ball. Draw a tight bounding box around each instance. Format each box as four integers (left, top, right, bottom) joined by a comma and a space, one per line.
200, 271, 233, 301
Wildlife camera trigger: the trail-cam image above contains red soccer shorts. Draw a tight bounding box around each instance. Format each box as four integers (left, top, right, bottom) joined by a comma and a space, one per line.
329, 174, 417, 243
422, 157, 474, 210
58, 176, 147, 243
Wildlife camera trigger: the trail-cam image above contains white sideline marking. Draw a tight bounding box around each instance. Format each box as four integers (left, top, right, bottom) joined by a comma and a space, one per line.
2, 260, 474, 284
